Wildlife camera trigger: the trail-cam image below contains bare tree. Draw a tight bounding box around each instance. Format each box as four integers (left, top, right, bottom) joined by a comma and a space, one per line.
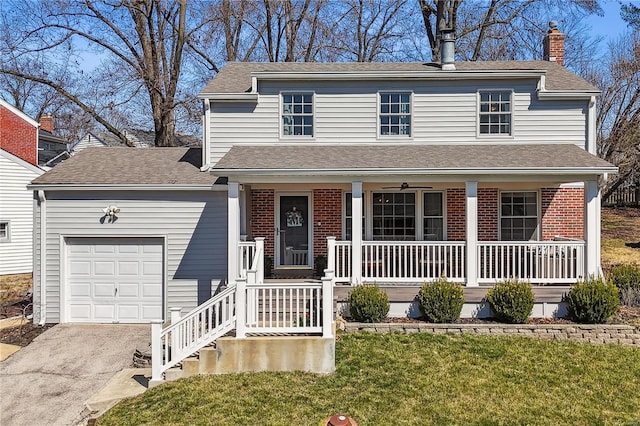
0, 0, 220, 147
593, 32, 640, 200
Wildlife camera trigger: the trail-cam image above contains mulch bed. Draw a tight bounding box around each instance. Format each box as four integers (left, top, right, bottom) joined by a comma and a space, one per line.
0, 322, 54, 347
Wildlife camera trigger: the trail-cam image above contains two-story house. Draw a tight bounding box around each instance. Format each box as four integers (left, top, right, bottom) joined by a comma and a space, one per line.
28, 28, 615, 330
0, 99, 44, 276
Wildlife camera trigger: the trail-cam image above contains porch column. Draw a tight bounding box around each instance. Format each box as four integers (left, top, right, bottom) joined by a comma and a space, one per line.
351, 181, 363, 285
584, 179, 600, 277
228, 181, 240, 286
465, 181, 478, 287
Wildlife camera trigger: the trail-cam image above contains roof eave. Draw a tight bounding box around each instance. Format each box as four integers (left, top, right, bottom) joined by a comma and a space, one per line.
537, 90, 601, 100
197, 93, 258, 101
27, 183, 225, 191
214, 166, 618, 177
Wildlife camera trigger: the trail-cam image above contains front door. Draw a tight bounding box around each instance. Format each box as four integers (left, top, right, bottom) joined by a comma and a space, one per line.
276, 194, 311, 267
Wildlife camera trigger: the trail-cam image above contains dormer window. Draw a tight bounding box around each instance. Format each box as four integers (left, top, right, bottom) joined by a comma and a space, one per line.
479, 91, 512, 135
282, 93, 313, 137
379, 92, 411, 137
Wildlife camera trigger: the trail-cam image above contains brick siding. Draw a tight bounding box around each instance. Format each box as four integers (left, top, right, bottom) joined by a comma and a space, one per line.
313, 189, 343, 258
541, 187, 584, 240
446, 189, 465, 241
0, 104, 38, 165
478, 188, 499, 241
250, 189, 275, 257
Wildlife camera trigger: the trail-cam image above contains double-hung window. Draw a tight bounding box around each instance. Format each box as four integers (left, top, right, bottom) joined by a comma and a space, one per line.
344, 193, 365, 241
372, 192, 415, 240
479, 91, 512, 135
379, 93, 411, 136
500, 192, 538, 241
282, 93, 313, 137
0, 221, 9, 242
423, 192, 444, 240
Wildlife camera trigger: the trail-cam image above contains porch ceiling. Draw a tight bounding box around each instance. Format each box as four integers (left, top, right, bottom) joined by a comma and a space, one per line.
213, 144, 616, 177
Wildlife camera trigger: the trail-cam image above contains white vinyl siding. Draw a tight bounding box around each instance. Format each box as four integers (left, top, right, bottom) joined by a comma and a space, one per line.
35, 191, 227, 323
208, 80, 588, 165
0, 152, 43, 274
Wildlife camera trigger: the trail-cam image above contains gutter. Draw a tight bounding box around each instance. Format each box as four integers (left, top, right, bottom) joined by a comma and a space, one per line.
37, 190, 46, 325
26, 184, 226, 191
213, 166, 618, 177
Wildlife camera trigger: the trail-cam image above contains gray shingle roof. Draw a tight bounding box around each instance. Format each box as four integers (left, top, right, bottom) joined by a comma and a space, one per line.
31, 147, 218, 185
200, 61, 598, 95
213, 144, 615, 173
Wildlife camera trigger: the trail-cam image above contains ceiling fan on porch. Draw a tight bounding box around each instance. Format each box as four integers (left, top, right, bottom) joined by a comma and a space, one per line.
381, 182, 432, 191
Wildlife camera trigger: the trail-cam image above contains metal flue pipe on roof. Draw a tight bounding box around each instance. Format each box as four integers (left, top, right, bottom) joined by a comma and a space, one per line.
441, 30, 456, 71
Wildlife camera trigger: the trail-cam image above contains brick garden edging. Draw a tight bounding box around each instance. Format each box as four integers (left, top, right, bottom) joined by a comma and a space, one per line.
343, 323, 640, 347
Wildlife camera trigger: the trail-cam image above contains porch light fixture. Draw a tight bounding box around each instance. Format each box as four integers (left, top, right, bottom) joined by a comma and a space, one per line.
102, 205, 120, 218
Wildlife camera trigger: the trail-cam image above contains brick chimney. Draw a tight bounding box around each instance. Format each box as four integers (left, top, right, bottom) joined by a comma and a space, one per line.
543, 21, 565, 66
40, 114, 54, 133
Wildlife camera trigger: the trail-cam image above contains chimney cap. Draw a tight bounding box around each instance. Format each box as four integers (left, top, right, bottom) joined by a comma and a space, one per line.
549, 20, 559, 31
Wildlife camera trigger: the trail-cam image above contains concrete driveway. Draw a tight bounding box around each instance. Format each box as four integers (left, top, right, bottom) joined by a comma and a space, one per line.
0, 324, 150, 426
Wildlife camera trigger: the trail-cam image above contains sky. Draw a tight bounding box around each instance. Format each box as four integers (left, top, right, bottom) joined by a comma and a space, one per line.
585, 1, 629, 45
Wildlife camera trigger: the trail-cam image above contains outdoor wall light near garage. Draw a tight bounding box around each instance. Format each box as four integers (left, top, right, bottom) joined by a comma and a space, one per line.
102, 205, 120, 222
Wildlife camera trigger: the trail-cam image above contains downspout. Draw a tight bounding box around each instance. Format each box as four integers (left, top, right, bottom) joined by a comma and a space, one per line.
587, 96, 597, 155
37, 190, 46, 325
200, 98, 211, 171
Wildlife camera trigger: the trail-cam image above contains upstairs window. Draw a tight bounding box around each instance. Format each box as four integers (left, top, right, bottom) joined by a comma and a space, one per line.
282, 93, 313, 137
479, 91, 512, 135
500, 192, 538, 241
379, 93, 411, 136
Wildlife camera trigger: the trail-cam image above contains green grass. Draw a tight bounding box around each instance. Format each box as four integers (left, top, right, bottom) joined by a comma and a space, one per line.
98, 333, 640, 425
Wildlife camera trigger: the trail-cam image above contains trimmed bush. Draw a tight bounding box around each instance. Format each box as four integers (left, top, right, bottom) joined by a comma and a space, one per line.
348, 285, 389, 323
486, 279, 534, 324
565, 276, 620, 324
610, 264, 640, 307
416, 278, 464, 323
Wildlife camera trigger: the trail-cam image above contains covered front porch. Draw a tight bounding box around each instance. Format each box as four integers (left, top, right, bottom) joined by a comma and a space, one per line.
219, 144, 616, 288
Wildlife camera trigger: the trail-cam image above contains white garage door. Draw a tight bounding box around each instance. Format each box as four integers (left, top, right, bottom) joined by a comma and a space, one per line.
66, 238, 163, 323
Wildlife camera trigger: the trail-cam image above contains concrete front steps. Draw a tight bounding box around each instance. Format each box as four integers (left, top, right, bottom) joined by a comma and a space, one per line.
162, 335, 335, 383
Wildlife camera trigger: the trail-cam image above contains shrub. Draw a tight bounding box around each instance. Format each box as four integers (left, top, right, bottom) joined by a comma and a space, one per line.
610, 264, 640, 307
416, 278, 464, 323
565, 276, 620, 324
486, 279, 534, 324
348, 285, 389, 323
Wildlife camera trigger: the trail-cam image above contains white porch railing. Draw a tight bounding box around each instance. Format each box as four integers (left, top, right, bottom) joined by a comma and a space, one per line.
477, 241, 585, 284
238, 241, 257, 279
327, 237, 466, 283
362, 241, 466, 282
151, 284, 237, 383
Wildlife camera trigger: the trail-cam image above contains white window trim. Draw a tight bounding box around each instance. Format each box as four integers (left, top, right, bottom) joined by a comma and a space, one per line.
0, 221, 10, 243
476, 89, 514, 138
498, 190, 540, 241
377, 91, 413, 139
279, 91, 315, 140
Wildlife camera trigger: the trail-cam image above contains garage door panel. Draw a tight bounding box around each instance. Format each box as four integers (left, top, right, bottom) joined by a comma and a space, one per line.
93, 282, 116, 298
69, 284, 91, 297
94, 304, 117, 321
143, 261, 162, 275
69, 261, 91, 276
118, 282, 140, 297
141, 305, 163, 321
68, 304, 91, 321
118, 261, 140, 276
67, 238, 163, 323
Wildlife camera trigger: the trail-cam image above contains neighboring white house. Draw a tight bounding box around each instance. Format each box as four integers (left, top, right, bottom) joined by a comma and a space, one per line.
0, 149, 44, 275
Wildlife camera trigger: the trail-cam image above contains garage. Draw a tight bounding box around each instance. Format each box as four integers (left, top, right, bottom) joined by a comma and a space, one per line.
66, 238, 164, 323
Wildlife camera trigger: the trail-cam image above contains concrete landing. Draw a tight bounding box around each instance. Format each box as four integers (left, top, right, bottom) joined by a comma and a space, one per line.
86, 368, 151, 414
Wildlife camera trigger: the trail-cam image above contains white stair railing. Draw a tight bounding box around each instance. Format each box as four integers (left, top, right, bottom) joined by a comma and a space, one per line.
151, 284, 237, 384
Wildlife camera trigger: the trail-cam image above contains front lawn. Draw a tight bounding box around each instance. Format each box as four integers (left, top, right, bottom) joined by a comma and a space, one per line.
98, 333, 640, 425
